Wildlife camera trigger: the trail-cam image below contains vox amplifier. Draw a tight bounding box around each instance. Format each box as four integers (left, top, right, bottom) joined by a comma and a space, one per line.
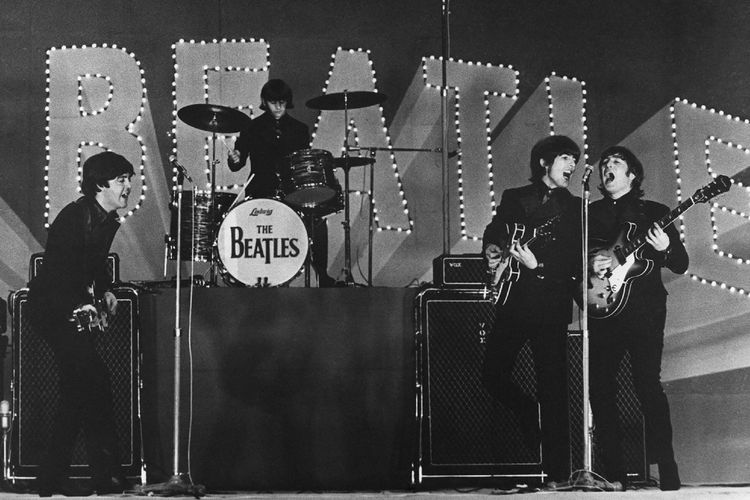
432, 254, 487, 288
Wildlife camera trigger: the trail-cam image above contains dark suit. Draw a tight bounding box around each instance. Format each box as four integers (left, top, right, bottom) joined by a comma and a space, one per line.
28, 196, 122, 490
588, 190, 688, 483
482, 181, 581, 482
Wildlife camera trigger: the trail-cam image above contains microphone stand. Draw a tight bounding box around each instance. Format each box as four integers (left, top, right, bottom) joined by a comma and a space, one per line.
440, 0, 451, 255
555, 168, 621, 491
137, 170, 204, 497
576, 170, 596, 485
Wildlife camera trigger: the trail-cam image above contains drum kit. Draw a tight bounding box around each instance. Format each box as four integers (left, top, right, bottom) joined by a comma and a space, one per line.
169, 89, 391, 287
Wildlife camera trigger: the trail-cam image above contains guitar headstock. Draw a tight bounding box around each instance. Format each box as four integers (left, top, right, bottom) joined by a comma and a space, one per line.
536, 214, 561, 241
694, 175, 732, 203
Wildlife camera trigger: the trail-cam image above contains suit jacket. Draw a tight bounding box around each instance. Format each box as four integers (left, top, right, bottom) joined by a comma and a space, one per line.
232, 112, 310, 198
28, 196, 119, 330
483, 182, 582, 325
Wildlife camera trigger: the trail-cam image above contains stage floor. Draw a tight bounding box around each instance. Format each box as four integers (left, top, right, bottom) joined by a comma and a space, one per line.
0, 484, 749, 499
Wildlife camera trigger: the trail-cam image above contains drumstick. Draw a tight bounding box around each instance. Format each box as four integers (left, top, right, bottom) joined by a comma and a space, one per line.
218, 136, 234, 152
229, 173, 255, 211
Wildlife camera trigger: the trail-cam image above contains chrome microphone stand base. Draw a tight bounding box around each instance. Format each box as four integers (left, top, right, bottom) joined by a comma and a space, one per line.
136, 473, 205, 497
546, 470, 624, 492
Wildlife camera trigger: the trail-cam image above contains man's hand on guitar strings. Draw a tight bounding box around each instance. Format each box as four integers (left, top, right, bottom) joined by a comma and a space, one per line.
591, 253, 613, 279
485, 243, 504, 269
645, 223, 670, 252
509, 241, 538, 270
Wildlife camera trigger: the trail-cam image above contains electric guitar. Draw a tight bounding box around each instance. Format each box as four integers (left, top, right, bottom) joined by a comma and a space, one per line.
68, 284, 109, 333
587, 175, 732, 319
486, 216, 559, 305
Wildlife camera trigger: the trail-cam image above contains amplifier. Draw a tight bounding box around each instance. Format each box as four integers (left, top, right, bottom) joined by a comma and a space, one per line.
432, 254, 487, 288
9, 286, 142, 480
413, 288, 647, 485
29, 252, 120, 284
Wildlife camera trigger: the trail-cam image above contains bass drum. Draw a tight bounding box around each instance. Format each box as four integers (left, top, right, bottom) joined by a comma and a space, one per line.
215, 198, 309, 287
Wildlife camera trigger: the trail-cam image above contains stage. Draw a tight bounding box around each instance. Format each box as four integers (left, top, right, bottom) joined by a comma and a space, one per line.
0, 483, 749, 499
139, 287, 418, 491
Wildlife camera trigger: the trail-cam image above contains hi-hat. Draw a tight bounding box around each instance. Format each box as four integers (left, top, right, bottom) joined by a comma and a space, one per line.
332, 157, 376, 169
178, 104, 251, 133
306, 91, 387, 110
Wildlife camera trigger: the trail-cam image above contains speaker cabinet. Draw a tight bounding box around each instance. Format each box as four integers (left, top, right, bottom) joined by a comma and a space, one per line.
28, 252, 120, 283
9, 286, 141, 480
414, 288, 646, 485
567, 332, 648, 482
414, 288, 543, 483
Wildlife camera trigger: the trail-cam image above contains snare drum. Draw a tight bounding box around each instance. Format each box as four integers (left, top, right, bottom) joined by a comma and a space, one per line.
215, 198, 309, 286
169, 190, 235, 261
281, 149, 337, 207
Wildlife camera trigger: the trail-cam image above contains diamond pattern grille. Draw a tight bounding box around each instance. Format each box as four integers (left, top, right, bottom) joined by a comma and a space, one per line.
10, 287, 140, 478
567, 333, 647, 481
415, 290, 647, 481
418, 289, 542, 477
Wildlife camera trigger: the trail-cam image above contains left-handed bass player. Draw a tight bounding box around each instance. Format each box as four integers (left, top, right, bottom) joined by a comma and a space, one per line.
28, 151, 133, 497
481, 135, 582, 485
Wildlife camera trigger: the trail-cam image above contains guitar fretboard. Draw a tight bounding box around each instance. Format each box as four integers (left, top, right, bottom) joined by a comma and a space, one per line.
621, 197, 696, 257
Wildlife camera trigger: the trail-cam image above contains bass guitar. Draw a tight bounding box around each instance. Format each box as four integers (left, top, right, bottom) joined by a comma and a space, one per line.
487, 216, 559, 305
587, 175, 731, 318
68, 284, 110, 333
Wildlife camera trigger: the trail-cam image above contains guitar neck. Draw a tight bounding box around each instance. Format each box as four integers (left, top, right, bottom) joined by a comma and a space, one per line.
621, 197, 696, 256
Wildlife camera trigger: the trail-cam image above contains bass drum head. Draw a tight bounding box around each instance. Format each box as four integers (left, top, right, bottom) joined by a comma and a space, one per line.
216, 198, 309, 287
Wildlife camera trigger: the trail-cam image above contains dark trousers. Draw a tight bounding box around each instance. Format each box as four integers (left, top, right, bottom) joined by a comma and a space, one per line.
36, 322, 120, 487
589, 303, 675, 482
482, 319, 571, 481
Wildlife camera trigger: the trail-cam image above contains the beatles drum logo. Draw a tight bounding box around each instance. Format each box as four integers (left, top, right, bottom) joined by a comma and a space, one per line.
228, 226, 301, 263
217, 198, 309, 286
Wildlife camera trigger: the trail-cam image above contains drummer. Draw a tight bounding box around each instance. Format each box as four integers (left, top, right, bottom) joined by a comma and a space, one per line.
228, 78, 337, 287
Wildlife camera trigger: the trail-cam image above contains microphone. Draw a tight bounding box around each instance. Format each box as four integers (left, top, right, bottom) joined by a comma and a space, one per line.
169, 156, 193, 183
581, 164, 594, 184
0, 400, 10, 431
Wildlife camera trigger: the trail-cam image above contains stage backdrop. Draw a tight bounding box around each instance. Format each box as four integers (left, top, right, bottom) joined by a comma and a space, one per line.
2, 0, 750, 485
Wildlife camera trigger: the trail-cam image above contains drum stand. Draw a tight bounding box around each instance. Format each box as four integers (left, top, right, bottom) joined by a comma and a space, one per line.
303, 213, 314, 287
337, 91, 360, 286
338, 159, 357, 286
207, 132, 220, 286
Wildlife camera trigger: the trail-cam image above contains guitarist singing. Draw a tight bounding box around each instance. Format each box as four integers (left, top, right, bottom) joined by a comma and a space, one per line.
28, 152, 133, 496
482, 135, 582, 487
588, 146, 688, 491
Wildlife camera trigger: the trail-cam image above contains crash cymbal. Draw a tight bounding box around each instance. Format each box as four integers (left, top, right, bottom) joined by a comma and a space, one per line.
332, 156, 376, 169
177, 104, 251, 133
306, 91, 387, 110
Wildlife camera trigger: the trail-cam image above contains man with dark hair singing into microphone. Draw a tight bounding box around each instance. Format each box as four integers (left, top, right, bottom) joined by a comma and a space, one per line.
28, 151, 134, 497
482, 135, 582, 486
588, 146, 687, 490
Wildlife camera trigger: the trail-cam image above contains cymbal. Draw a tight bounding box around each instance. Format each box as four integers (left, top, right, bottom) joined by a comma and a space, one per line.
306, 91, 387, 110
332, 157, 376, 169
177, 104, 251, 133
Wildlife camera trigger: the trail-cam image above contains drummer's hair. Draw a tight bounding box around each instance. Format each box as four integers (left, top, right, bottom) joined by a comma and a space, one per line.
81, 151, 135, 197
260, 79, 294, 109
